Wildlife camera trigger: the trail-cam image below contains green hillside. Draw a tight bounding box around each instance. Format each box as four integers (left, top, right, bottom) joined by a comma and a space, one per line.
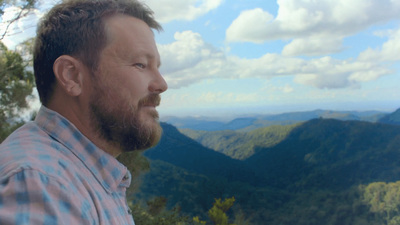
180, 123, 299, 160
246, 119, 400, 190
144, 123, 258, 184
129, 119, 400, 225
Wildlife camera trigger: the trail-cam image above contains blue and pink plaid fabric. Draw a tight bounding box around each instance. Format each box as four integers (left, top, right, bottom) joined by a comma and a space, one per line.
0, 106, 135, 224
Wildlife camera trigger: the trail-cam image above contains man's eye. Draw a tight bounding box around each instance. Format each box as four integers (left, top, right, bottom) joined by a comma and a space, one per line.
134, 63, 146, 69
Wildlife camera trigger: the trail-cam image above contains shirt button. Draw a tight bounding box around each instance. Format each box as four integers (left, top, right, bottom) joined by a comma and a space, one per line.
127, 208, 132, 214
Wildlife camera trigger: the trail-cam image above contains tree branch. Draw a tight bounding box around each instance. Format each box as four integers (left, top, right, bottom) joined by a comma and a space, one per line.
0, 0, 37, 40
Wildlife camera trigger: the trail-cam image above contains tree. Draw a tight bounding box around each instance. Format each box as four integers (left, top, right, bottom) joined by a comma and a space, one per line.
129, 196, 190, 225
117, 151, 151, 195
0, 0, 37, 142
0, 42, 34, 142
208, 197, 236, 225
363, 181, 400, 225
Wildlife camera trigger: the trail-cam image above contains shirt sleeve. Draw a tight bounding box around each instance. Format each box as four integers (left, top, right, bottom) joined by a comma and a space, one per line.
0, 168, 96, 225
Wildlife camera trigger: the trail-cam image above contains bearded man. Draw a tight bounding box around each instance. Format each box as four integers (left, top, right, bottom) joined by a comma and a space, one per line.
0, 0, 167, 224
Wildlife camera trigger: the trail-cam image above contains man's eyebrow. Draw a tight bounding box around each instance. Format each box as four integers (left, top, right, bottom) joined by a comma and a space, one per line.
127, 50, 161, 68
144, 52, 161, 68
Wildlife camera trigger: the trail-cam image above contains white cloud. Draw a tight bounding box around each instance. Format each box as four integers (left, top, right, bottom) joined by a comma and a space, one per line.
225, 0, 400, 56
293, 57, 392, 89
1, 0, 223, 48
158, 31, 226, 88
281, 36, 343, 56
2, 0, 396, 94
282, 84, 294, 93
358, 27, 400, 62
144, 0, 223, 23
226, 8, 275, 43
160, 30, 393, 90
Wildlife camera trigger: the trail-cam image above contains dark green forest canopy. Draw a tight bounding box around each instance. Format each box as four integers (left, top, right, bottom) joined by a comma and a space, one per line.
180, 123, 299, 160
134, 118, 400, 225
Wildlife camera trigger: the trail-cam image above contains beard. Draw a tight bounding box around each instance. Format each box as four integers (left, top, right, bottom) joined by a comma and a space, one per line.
89, 90, 163, 152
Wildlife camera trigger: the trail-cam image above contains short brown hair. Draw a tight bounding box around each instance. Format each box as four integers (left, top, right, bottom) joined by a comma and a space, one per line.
33, 0, 162, 105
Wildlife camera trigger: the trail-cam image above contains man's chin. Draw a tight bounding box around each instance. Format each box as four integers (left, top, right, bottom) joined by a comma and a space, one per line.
141, 107, 160, 120
122, 122, 162, 152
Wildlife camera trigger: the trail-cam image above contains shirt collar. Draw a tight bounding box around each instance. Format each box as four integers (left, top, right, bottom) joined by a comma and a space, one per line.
35, 106, 131, 193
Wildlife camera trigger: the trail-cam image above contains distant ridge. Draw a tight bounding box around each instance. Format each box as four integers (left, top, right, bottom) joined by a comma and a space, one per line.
379, 108, 400, 125
163, 109, 387, 131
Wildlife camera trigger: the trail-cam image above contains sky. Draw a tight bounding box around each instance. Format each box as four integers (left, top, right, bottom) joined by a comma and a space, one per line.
1, 0, 400, 118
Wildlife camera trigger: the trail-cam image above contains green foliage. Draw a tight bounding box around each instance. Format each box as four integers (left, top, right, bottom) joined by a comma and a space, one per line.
129, 195, 241, 225
193, 216, 206, 225
362, 181, 400, 225
208, 197, 235, 225
117, 151, 151, 195
129, 197, 189, 225
147, 196, 168, 216
0, 42, 34, 142
208, 207, 229, 225
0, 0, 37, 142
180, 123, 299, 160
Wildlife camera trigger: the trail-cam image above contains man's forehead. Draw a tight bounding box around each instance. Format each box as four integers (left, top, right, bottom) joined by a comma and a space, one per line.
104, 14, 150, 32
101, 14, 160, 64
103, 14, 155, 44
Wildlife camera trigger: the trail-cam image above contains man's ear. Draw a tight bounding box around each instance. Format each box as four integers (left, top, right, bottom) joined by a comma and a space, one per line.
53, 55, 84, 97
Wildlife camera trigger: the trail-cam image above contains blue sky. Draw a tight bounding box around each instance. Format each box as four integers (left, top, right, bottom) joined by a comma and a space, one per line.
1, 0, 400, 118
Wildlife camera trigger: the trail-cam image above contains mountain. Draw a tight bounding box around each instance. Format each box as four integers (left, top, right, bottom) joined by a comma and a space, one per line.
160, 116, 226, 131
180, 123, 299, 160
143, 123, 258, 184
162, 109, 387, 131
245, 118, 400, 190
131, 119, 400, 225
379, 107, 400, 125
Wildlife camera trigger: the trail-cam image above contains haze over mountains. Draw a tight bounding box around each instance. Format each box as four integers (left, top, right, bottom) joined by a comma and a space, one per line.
131, 108, 400, 224
162, 109, 388, 131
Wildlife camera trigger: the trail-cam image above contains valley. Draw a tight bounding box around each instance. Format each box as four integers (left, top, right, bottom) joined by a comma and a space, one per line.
124, 108, 400, 224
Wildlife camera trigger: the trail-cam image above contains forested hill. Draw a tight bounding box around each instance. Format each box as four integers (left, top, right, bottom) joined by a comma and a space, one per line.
134, 117, 400, 224
379, 107, 400, 125
143, 123, 257, 184
245, 118, 400, 190
180, 123, 299, 160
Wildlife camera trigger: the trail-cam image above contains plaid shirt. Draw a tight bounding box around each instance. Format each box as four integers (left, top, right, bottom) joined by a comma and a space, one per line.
0, 106, 135, 224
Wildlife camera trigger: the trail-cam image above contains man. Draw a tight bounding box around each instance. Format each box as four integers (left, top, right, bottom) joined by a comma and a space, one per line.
0, 0, 167, 224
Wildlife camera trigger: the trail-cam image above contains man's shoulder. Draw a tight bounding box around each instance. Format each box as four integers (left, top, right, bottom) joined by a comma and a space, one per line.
0, 121, 56, 155
0, 122, 76, 179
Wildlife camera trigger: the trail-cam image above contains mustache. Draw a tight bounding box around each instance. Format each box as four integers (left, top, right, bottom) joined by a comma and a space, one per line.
138, 94, 161, 107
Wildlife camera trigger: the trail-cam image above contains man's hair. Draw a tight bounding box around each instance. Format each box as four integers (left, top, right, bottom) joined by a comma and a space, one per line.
33, 0, 162, 105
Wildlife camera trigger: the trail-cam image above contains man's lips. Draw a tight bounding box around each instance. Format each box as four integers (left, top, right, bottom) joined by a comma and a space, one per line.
139, 94, 161, 108
142, 104, 157, 108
